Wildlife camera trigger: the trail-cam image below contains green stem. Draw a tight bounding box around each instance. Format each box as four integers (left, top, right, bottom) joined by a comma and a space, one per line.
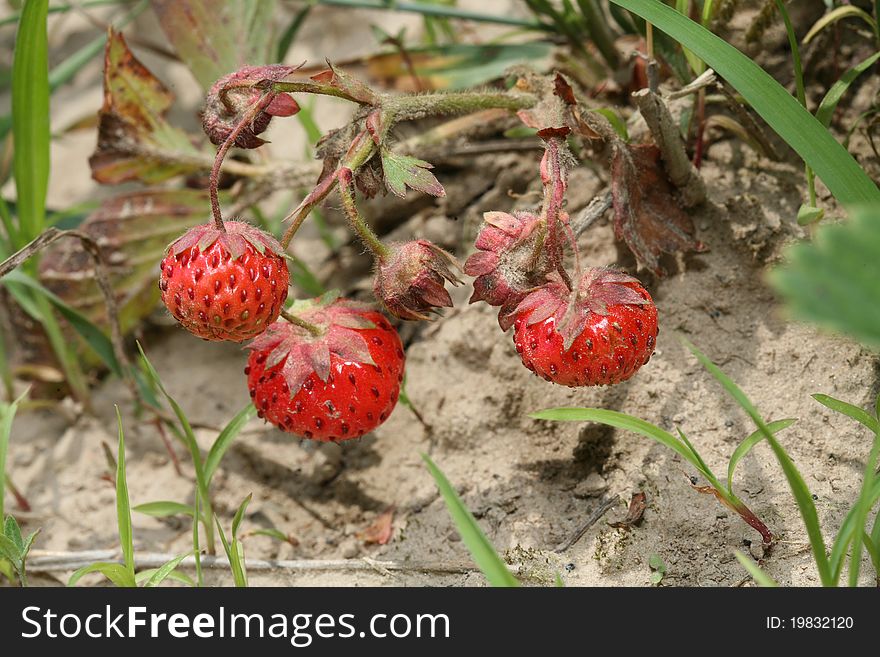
338, 169, 390, 262
385, 91, 535, 128
270, 80, 370, 103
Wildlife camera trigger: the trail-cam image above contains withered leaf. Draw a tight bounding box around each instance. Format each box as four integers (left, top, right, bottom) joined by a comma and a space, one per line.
608, 492, 647, 530
610, 143, 706, 275
89, 30, 208, 185
39, 189, 211, 343
356, 506, 395, 545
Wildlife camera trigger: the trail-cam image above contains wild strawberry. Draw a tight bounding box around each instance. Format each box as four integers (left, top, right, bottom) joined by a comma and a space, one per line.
512, 268, 658, 387
465, 210, 565, 328
201, 65, 300, 149
373, 240, 462, 321
245, 296, 405, 441
159, 221, 290, 342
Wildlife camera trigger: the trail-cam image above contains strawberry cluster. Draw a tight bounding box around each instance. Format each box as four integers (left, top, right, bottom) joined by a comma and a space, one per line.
159, 64, 660, 447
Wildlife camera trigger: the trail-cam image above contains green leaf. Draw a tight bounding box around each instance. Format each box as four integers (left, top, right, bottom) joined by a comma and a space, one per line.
648, 553, 666, 573
3, 270, 123, 377
422, 454, 519, 587
276, 7, 311, 62
114, 407, 135, 580
133, 501, 195, 518
682, 339, 832, 586
68, 562, 137, 588
590, 108, 628, 141
815, 52, 880, 129
0, 534, 22, 572
803, 5, 877, 44
4, 514, 24, 553
150, 0, 278, 90
381, 151, 445, 198
193, 487, 203, 587
12, 0, 50, 242
608, 0, 880, 206
136, 567, 195, 587
143, 551, 194, 587
734, 550, 778, 587
215, 512, 247, 587
769, 206, 880, 351
204, 404, 257, 485
244, 528, 292, 543
727, 419, 797, 496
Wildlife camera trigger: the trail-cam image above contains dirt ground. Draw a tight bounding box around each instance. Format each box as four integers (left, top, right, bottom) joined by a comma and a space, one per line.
4, 3, 879, 587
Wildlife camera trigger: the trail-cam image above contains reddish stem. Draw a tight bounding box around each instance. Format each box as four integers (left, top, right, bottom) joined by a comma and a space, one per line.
209, 92, 276, 232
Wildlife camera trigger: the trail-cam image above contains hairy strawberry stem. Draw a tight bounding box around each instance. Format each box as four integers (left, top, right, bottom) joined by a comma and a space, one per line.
338, 168, 390, 262
209, 93, 276, 232
540, 137, 571, 289
280, 309, 323, 336
280, 131, 377, 250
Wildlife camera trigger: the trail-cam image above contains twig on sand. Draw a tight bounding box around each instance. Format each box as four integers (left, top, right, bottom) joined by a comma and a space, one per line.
554, 494, 619, 553
27, 550, 479, 577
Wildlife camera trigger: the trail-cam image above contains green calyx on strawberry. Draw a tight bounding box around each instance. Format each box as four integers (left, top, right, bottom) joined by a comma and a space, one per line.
512, 268, 658, 387
373, 239, 463, 321
159, 221, 290, 342
245, 294, 405, 441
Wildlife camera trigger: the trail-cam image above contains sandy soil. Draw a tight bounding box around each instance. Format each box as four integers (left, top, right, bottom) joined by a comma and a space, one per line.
3, 2, 879, 587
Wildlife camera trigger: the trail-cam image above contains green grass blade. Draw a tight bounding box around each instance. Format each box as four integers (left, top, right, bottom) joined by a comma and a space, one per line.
727, 419, 797, 496
136, 567, 195, 587
847, 420, 880, 586
143, 551, 194, 587
0, 390, 28, 519
812, 394, 879, 433
815, 52, 880, 129
136, 342, 214, 550
675, 428, 722, 489
276, 6, 311, 62
829, 476, 880, 582
12, 0, 50, 242
422, 454, 519, 587
68, 562, 136, 588
231, 494, 252, 539
204, 404, 257, 485
215, 513, 247, 587
193, 487, 203, 587
683, 339, 832, 586
531, 407, 709, 479
734, 550, 778, 587
114, 407, 135, 580
803, 5, 877, 44
133, 501, 194, 518
608, 0, 880, 206
0, 535, 22, 572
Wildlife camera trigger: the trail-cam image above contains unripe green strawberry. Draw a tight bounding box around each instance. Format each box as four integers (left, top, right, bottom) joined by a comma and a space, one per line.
159, 221, 289, 342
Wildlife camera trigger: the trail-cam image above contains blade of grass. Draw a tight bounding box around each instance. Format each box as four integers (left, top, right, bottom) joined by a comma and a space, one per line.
193, 487, 203, 587
143, 551, 194, 587
803, 5, 877, 44
530, 407, 710, 481
68, 562, 136, 587
136, 567, 195, 587
813, 394, 879, 433
12, 0, 50, 242
734, 550, 778, 587
204, 404, 257, 485
728, 419, 797, 496
114, 407, 135, 581
136, 342, 214, 553
608, 0, 880, 206
422, 454, 519, 587
815, 52, 880, 129
133, 501, 194, 518
682, 338, 832, 586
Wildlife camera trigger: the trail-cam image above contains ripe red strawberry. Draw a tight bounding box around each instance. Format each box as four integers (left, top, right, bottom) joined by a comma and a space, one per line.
159, 221, 290, 342
245, 296, 405, 441
512, 268, 658, 387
